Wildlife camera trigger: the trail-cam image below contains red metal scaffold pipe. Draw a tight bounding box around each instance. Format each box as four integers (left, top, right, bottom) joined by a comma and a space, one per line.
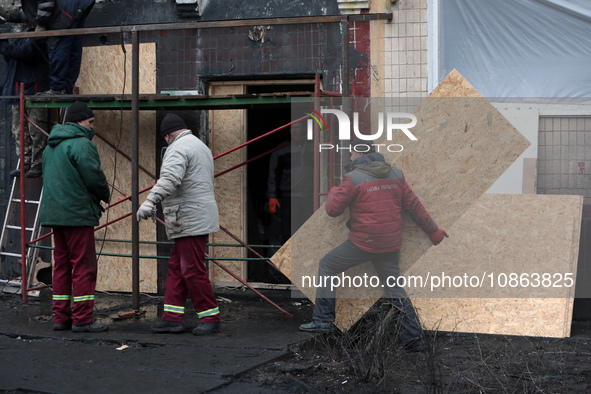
313, 74, 321, 211
19, 84, 27, 302
22, 96, 313, 317
26, 117, 305, 316
213, 115, 308, 160
13, 16, 359, 319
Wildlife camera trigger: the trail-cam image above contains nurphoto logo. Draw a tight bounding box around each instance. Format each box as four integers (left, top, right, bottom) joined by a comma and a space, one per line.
306, 108, 418, 153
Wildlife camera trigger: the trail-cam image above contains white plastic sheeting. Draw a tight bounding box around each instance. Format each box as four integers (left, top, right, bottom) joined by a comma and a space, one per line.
439, 0, 591, 98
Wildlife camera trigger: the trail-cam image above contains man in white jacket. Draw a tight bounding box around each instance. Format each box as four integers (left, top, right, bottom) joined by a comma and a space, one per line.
137, 113, 221, 335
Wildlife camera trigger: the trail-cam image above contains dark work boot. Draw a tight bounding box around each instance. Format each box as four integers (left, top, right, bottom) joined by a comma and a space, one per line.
10, 165, 30, 178
26, 166, 43, 178
72, 322, 109, 333
192, 321, 221, 335
151, 320, 185, 333
299, 320, 333, 333
53, 320, 73, 331
44, 89, 66, 95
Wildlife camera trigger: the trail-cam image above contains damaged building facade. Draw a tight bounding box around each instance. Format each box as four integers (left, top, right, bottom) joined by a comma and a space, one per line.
0, 0, 389, 294
0, 0, 590, 332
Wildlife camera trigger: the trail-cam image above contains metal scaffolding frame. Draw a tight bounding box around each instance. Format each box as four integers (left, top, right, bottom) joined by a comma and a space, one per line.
1, 12, 391, 312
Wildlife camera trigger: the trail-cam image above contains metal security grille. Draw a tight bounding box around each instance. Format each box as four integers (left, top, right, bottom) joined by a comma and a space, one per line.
537, 116, 591, 197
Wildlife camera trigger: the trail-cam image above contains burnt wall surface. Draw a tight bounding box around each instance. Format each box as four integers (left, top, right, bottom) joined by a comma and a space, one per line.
196, 0, 340, 20
0, 24, 14, 215
87, 0, 178, 26
88, 1, 343, 92
88, 0, 339, 26
157, 24, 342, 92
0, 0, 343, 231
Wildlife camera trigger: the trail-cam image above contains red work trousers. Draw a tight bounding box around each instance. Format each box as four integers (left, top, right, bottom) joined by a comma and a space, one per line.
52, 226, 97, 326
162, 235, 221, 323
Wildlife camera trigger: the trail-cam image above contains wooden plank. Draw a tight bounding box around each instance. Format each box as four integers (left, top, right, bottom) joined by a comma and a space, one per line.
76, 43, 158, 293
209, 84, 246, 285
409, 193, 583, 338
272, 70, 531, 330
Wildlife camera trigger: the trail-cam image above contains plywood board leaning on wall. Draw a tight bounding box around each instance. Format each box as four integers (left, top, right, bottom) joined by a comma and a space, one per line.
209, 84, 245, 285
272, 69, 531, 331
408, 193, 583, 338
76, 43, 157, 292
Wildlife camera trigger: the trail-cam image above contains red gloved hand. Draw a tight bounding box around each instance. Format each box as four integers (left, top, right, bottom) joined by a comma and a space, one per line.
269, 198, 280, 214
330, 187, 339, 193
429, 228, 448, 245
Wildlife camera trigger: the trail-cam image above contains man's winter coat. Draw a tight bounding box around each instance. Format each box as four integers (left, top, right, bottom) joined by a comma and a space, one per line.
326, 153, 438, 253
40, 122, 110, 227
147, 130, 219, 240
267, 140, 314, 199
0, 35, 49, 104
21, 0, 95, 29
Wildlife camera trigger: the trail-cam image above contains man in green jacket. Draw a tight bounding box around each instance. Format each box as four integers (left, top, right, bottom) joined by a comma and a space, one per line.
40, 101, 110, 333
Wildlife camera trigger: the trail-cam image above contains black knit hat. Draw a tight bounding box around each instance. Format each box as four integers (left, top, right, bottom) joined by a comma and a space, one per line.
160, 114, 187, 136
66, 101, 94, 123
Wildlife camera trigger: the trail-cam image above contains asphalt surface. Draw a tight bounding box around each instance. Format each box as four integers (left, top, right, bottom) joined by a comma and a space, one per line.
0, 286, 314, 393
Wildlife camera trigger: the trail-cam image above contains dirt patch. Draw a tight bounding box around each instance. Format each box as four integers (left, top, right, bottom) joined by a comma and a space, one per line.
239, 304, 591, 393
1, 289, 590, 393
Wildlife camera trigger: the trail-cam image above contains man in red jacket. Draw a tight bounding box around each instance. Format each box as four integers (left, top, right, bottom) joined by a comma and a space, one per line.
299, 140, 448, 352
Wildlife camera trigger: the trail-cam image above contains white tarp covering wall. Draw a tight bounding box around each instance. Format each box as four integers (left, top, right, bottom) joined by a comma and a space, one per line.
439, 0, 591, 98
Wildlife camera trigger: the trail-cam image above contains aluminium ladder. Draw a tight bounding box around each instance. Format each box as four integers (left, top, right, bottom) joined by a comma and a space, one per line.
0, 160, 44, 296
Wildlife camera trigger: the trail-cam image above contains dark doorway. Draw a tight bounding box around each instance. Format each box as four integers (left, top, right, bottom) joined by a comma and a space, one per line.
245, 83, 314, 283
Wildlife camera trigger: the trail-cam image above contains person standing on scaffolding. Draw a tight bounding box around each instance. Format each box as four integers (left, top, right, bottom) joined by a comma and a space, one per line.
0, 13, 50, 178
40, 101, 110, 333
13, 0, 95, 94
137, 113, 222, 336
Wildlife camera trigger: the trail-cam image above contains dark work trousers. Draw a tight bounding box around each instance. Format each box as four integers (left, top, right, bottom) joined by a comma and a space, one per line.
279, 196, 291, 244
279, 195, 314, 243
52, 226, 97, 326
11, 106, 49, 169
162, 235, 221, 323
47, 18, 85, 93
312, 239, 423, 344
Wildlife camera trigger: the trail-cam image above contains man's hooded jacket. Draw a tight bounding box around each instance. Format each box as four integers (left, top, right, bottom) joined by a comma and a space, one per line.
326, 153, 438, 253
40, 122, 110, 227
20, 0, 95, 30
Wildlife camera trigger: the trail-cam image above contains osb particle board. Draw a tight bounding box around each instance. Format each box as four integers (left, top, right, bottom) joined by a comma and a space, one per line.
408, 193, 582, 338
209, 84, 245, 285
274, 70, 531, 331
413, 298, 573, 338
93, 111, 157, 293
76, 44, 157, 292
77, 43, 156, 95
407, 194, 582, 299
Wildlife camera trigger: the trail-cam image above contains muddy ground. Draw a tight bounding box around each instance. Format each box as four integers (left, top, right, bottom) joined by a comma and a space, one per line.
242, 302, 591, 394
0, 288, 590, 393
242, 320, 591, 393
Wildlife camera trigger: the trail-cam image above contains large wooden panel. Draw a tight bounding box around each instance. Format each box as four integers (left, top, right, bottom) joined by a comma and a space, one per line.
77, 44, 156, 95
273, 70, 531, 330
209, 84, 245, 285
409, 193, 583, 338
76, 44, 157, 292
